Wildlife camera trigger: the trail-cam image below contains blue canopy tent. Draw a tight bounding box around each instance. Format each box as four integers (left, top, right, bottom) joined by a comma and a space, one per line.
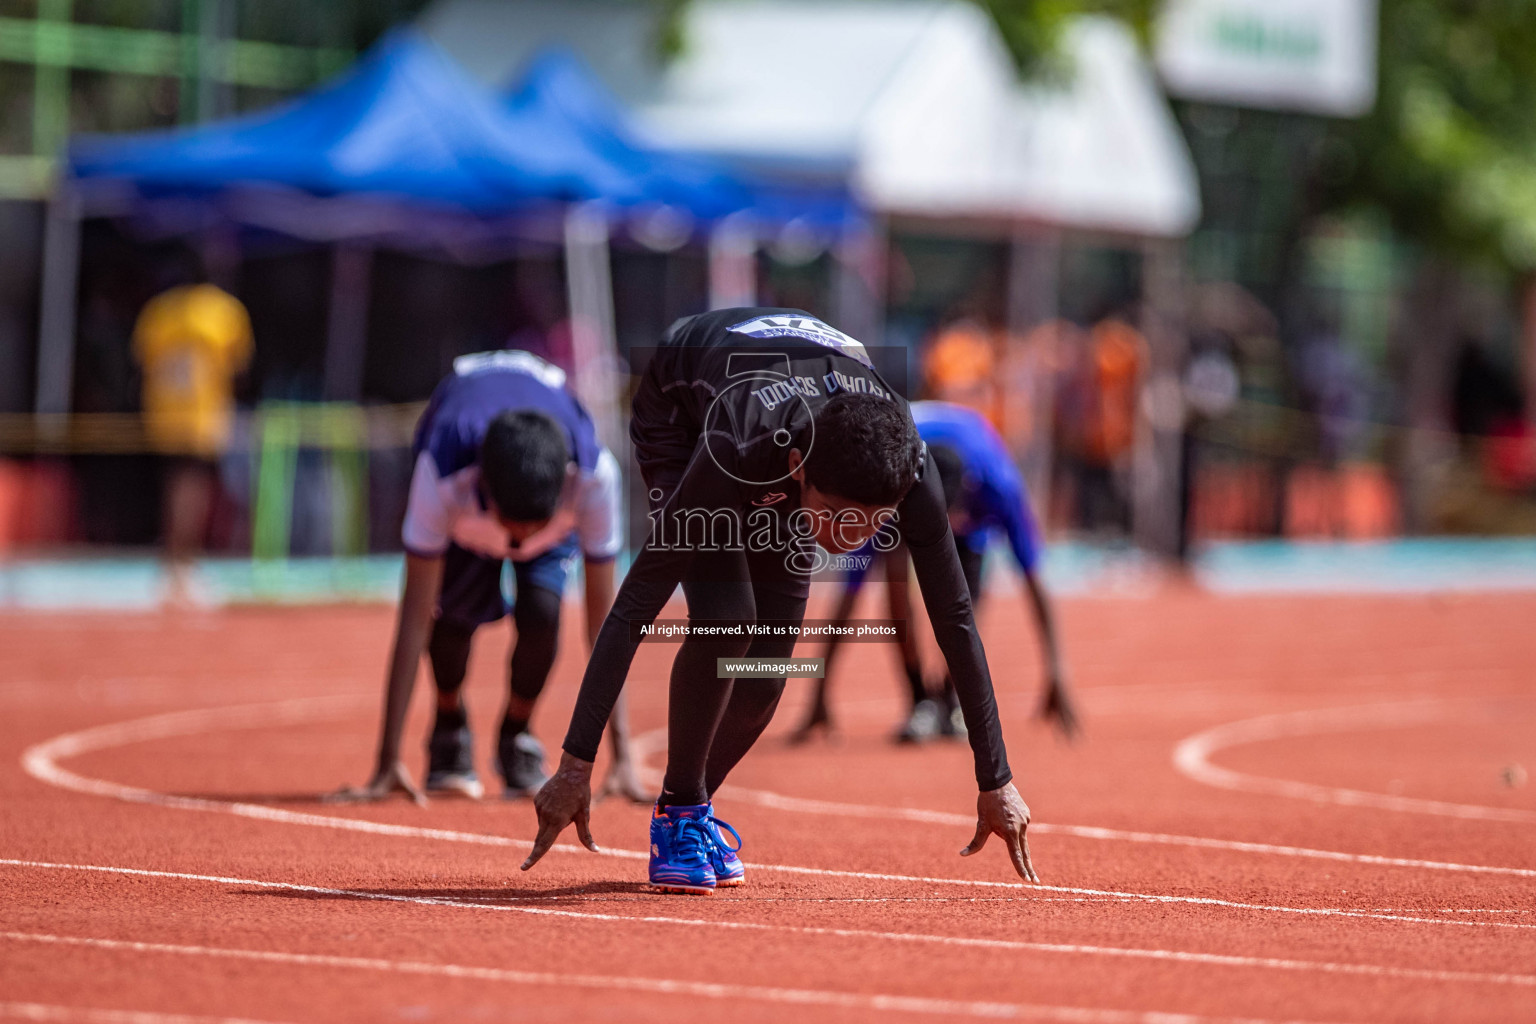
505, 53, 860, 233
502, 47, 857, 230
501, 48, 871, 324
500, 48, 758, 223
37, 32, 864, 423
38, 32, 799, 422
65, 30, 754, 220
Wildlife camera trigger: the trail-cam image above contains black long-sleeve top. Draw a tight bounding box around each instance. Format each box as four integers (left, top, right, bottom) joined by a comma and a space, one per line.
561, 308, 1013, 791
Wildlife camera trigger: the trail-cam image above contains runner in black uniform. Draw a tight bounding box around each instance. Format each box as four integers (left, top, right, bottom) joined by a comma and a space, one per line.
520, 308, 1041, 892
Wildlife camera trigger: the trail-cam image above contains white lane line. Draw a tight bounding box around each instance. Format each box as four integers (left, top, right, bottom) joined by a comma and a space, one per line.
1173, 700, 1536, 824
17, 697, 591, 853
745, 869, 1536, 933
5, 861, 1534, 991
712, 782, 1536, 879
20, 702, 1536, 930
638, 727, 1536, 882
0, 931, 1343, 1024
0, 676, 329, 708
0, 1002, 291, 1024
1367, 909, 1534, 915
31, 696, 1536, 880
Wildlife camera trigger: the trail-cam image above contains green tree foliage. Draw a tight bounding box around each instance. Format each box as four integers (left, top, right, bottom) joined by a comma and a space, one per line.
972, 0, 1156, 74
1319, 0, 1536, 276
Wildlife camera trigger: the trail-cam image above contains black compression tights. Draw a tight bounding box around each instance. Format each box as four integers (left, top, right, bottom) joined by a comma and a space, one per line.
427, 585, 563, 707
659, 563, 807, 808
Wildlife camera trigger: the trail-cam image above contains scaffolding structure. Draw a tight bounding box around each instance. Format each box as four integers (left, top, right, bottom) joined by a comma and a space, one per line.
0, 0, 426, 199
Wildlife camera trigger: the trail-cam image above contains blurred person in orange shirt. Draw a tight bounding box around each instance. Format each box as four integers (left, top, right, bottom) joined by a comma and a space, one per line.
132, 280, 253, 600
923, 318, 1002, 426
1056, 311, 1146, 533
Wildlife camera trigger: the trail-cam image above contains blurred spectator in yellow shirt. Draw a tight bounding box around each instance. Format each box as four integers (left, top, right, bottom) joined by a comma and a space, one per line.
132, 282, 253, 599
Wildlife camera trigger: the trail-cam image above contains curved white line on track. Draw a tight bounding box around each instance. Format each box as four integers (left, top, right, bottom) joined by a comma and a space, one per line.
20, 700, 1536, 931
0, 1002, 291, 1024
7, 860, 1536, 992
0, 931, 1348, 1024
631, 730, 1536, 881
1173, 700, 1536, 824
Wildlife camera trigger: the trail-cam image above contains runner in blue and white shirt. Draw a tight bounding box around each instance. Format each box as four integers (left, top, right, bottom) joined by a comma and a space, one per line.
793, 400, 1077, 745
337, 350, 649, 805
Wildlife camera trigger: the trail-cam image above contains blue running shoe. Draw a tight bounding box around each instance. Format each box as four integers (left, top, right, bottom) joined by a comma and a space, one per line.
649, 803, 717, 895
703, 804, 744, 886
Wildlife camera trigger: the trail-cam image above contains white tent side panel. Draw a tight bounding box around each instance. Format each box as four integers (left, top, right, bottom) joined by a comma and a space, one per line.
1013, 18, 1202, 238
640, 0, 941, 167
856, 2, 1024, 217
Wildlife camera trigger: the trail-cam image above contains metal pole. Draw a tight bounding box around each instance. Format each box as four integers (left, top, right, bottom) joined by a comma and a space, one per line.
563, 201, 632, 562
322, 243, 372, 403
708, 212, 757, 310
563, 201, 624, 454
1132, 238, 1188, 560
1005, 229, 1060, 531
196, 0, 234, 122
832, 218, 886, 346
34, 182, 82, 419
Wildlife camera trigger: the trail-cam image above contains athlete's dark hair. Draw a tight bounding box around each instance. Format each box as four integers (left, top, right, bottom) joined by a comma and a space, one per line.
480, 410, 570, 523
800, 393, 923, 506
929, 443, 966, 509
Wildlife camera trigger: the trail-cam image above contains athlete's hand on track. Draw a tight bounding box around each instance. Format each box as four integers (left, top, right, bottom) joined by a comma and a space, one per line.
595, 757, 654, 805
521, 753, 599, 870
324, 760, 427, 806
961, 782, 1041, 883
1038, 672, 1080, 741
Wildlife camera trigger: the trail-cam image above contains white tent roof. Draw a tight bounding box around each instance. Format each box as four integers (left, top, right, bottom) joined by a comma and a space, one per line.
423, 0, 1202, 237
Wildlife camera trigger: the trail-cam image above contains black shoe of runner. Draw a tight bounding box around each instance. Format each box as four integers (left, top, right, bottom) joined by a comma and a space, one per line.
894, 699, 944, 744
426, 708, 483, 799
499, 730, 550, 798
940, 702, 968, 739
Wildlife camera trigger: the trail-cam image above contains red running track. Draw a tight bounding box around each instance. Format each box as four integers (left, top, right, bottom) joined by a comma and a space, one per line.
1, 588, 1534, 1023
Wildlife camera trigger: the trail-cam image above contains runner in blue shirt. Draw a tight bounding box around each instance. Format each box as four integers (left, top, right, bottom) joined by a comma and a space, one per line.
793, 400, 1077, 744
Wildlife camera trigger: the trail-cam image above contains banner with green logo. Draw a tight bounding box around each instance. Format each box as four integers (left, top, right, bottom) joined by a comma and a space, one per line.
1156, 0, 1377, 117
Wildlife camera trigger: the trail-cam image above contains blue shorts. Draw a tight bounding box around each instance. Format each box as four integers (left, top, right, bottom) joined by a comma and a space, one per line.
436, 538, 580, 629
840, 536, 882, 592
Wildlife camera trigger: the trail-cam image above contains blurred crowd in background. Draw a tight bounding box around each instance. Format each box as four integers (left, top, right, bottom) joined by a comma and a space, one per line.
3, 0, 1536, 567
